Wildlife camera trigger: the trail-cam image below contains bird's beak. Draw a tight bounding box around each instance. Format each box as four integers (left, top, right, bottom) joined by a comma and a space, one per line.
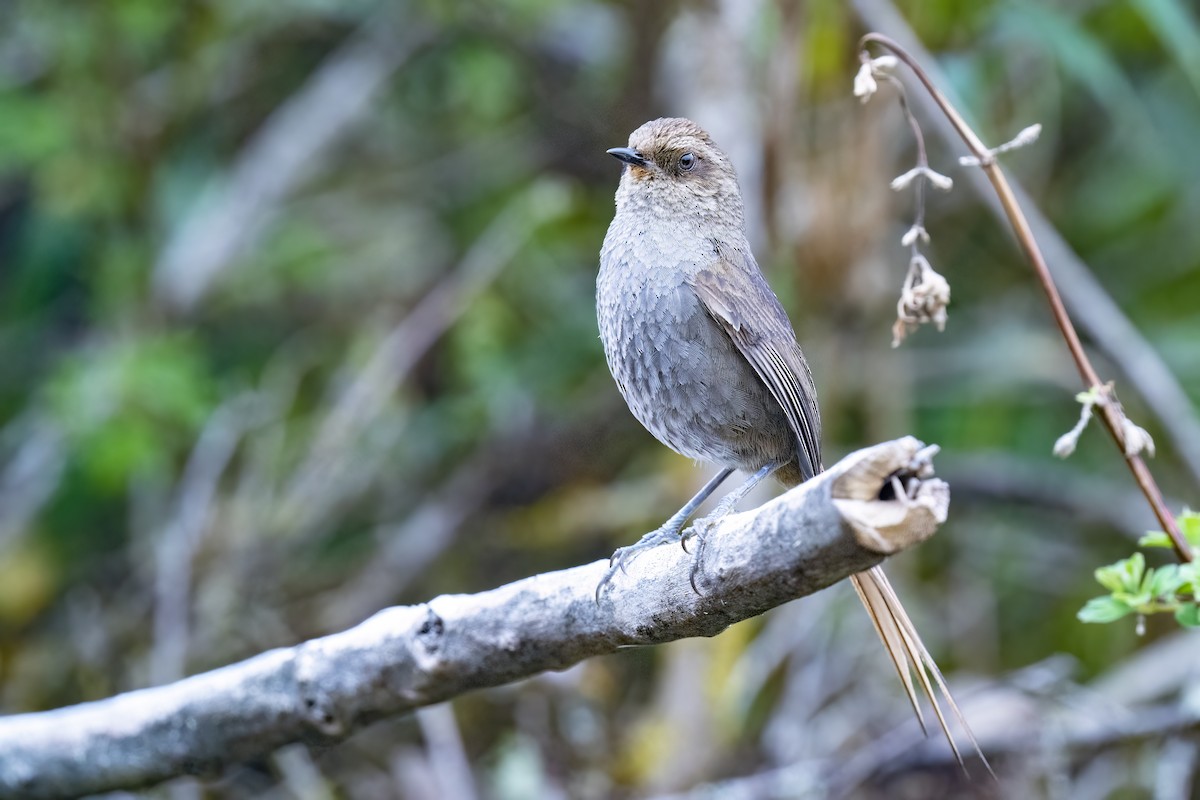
607, 147, 648, 168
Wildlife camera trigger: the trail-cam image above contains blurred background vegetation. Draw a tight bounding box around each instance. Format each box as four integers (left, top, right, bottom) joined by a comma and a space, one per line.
1, 0, 1199, 797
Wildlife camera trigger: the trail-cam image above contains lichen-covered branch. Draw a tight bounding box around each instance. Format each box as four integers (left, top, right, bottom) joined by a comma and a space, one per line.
0, 438, 948, 800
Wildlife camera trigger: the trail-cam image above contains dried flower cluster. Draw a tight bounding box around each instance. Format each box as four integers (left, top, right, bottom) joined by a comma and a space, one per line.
854, 51, 953, 347
893, 254, 950, 347
855, 54, 1050, 348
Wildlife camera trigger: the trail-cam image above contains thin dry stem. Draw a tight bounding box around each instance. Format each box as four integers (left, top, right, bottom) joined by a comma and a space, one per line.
857, 32, 1189, 561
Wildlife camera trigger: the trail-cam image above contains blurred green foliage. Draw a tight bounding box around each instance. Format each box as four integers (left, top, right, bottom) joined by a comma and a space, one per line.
1078, 511, 1200, 627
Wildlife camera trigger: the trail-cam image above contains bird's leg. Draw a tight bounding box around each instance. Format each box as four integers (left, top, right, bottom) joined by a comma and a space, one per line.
684, 462, 782, 593
595, 467, 734, 601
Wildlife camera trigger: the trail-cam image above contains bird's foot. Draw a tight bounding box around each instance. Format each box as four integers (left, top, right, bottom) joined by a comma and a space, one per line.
681, 514, 721, 594
595, 523, 684, 602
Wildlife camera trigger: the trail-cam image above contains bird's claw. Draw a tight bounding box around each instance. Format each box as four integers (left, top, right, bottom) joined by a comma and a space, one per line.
595, 523, 684, 602
680, 524, 701, 554
595, 510, 725, 601
595, 553, 631, 602
682, 517, 716, 595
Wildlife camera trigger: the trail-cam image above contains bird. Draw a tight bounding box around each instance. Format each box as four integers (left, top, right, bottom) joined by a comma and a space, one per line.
595, 117, 983, 767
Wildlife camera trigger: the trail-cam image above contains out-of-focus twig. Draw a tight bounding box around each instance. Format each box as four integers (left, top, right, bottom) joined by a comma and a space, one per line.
151, 395, 266, 686
0, 414, 65, 557
272, 745, 335, 800
1154, 737, 1198, 800
853, 0, 1200, 492
943, 453, 1188, 540
654, 667, 1200, 799
317, 443, 500, 630
1092, 628, 1200, 706
416, 704, 478, 800
315, 384, 622, 631
152, 12, 431, 310
279, 181, 568, 530
855, 27, 1190, 560
658, 0, 769, 248
857, 702, 1200, 779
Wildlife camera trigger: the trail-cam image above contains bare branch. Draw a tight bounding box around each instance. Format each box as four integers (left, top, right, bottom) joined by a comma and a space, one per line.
0, 438, 946, 800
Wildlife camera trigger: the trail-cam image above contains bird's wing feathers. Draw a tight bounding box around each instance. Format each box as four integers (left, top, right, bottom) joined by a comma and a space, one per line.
695, 254, 991, 776
692, 257, 822, 481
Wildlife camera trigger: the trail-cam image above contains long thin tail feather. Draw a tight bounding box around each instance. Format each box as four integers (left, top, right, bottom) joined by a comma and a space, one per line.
849, 571, 928, 736
850, 566, 993, 777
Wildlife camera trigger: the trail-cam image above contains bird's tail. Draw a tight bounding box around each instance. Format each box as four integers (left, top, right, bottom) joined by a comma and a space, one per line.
850, 566, 991, 775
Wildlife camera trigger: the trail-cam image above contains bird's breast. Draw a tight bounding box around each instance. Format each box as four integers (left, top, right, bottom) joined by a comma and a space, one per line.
597, 224, 796, 471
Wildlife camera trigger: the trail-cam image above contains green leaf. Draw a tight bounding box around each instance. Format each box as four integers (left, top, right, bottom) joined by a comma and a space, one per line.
1146, 564, 1184, 598
1142, 511, 1200, 550
1180, 509, 1200, 547
1078, 596, 1135, 623
1113, 590, 1152, 609
1180, 563, 1200, 597
1094, 553, 1145, 593
1176, 603, 1200, 627
1139, 531, 1174, 548
1131, 0, 1200, 99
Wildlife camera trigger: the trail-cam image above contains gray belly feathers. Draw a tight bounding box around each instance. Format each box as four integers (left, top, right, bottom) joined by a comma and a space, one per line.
596, 258, 795, 472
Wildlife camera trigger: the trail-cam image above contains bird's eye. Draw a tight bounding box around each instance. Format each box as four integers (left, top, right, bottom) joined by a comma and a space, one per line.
679, 152, 697, 171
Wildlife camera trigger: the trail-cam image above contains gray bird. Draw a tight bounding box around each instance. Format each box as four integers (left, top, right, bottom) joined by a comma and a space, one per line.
596, 117, 981, 766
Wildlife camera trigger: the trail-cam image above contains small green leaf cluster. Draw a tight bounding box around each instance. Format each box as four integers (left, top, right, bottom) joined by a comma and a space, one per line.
1078, 511, 1200, 629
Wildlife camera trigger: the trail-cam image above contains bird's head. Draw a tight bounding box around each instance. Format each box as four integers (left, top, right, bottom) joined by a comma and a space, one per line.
608, 118, 744, 228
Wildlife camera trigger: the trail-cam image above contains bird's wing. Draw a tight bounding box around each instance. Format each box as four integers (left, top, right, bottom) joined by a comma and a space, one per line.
692, 256, 822, 481
695, 254, 990, 776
